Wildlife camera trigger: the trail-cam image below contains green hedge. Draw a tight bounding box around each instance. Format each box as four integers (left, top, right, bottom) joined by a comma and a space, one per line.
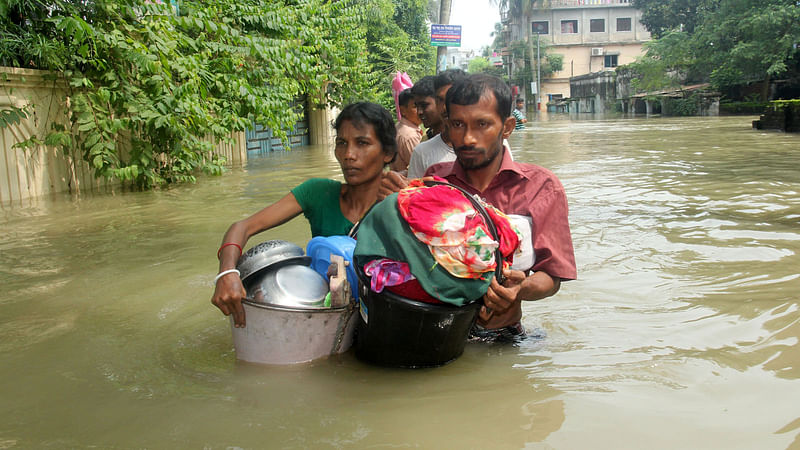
769, 99, 800, 110
720, 101, 770, 115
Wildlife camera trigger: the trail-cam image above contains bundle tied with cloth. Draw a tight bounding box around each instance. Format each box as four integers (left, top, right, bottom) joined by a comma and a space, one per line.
354, 178, 521, 306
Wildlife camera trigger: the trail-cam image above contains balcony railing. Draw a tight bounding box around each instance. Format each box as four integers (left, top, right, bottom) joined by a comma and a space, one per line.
542, 0, 631, 7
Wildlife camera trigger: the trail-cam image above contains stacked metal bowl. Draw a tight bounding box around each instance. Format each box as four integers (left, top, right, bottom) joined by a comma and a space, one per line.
238, 239, 329, 309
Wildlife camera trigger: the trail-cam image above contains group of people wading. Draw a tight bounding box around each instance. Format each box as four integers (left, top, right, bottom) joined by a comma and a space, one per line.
211, 71, 577, 343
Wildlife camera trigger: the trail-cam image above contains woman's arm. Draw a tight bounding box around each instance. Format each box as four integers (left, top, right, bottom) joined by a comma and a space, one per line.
211, 193, 304, 327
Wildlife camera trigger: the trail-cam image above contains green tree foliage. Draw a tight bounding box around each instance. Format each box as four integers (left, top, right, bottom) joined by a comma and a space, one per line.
543, 53, 563, 76
0, 0, 375, 188
0, 103, 29, 129
364, 0, 436, 108
507, 37, 562, 87
631, 0, 800, 98
468, 56, 491, 73
467, 55, 506, 78
696, 0, 800, 95
631, 0, 707, 38
625, 31, 693, 93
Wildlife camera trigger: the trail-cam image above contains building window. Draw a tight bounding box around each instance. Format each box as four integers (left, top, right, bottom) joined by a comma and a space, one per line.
561, 20, 578, 34
616, 17, 632, 32
604, 54, 618, 68
590, 19, 605, 33
532, 21, 549, 35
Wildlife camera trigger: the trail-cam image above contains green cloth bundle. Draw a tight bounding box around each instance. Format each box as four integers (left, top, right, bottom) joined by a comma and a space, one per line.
353, 193, 492, 306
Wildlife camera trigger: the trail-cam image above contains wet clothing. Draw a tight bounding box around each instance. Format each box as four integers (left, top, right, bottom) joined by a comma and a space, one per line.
425, 144, 577, 329
513, 108, 526, 130
353, 193, 493, 306
425, 145, 576, 280
396, 179, 520, 279
391, 117, 423, 173
363, 258, 415, 293
469, 321, 526, 343
290, 178, 353, 237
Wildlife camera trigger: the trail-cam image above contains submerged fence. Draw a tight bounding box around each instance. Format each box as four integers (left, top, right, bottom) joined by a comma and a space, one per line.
0, 67, 246, 205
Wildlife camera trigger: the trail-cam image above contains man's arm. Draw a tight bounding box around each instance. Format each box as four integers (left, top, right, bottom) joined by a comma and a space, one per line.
513, 109, 527, 124
378, 170, 409, 200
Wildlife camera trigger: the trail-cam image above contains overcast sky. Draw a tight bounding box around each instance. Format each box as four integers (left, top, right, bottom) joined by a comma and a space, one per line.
447, 0, 502, 52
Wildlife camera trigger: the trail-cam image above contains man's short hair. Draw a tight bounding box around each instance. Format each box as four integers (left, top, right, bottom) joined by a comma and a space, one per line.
410, 75, 436, 98
446, 74, 513, 121
516, 97, 525, 104
433, 69, 468, 92
398, 88, 414, 107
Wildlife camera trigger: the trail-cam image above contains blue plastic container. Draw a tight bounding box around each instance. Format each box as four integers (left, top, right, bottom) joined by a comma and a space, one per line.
306, 236, 359, 300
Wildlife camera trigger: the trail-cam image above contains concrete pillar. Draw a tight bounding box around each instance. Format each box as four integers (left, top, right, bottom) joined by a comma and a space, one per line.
308, 101, 338, 147
645, 100, 652, 116
709, 98, 720, 116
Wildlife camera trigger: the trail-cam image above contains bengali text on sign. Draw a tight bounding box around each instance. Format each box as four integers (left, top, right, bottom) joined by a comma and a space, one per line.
430, 24, 462, 47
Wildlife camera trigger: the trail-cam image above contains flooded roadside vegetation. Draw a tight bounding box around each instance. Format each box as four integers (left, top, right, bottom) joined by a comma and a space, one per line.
1, 115, 799, 448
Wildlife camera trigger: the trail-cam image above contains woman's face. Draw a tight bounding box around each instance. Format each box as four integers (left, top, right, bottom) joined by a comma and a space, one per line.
334, 120, 392, 186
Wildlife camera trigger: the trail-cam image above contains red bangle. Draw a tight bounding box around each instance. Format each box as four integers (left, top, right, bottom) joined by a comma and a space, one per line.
217, 242, 243, 260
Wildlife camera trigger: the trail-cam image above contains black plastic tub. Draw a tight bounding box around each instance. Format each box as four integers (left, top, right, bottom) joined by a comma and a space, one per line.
352, 180, 500, 368
354, 270, 481, 368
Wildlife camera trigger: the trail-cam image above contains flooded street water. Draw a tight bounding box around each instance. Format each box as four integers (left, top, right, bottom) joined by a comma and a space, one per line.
1, 115, 799, 449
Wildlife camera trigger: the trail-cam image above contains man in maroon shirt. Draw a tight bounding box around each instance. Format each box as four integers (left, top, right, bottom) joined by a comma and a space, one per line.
425, 74, 577, 340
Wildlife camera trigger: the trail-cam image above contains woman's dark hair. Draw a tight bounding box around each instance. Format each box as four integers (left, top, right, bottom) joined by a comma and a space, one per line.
333, 102, 397, 162
446, 74, 513, 121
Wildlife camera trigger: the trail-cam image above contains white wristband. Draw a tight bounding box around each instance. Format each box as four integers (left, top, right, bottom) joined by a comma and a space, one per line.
214, 269, 240, 284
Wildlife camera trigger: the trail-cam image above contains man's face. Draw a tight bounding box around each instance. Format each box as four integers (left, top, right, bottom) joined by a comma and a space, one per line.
447, 92, 515, 171
516, 100, 524, 110
399, 102, 421, 126
414, 95, 441, 130
434, 84, 452, 120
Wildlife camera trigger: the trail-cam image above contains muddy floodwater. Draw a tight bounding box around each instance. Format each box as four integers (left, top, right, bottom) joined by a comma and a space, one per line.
1, 115, 799, 449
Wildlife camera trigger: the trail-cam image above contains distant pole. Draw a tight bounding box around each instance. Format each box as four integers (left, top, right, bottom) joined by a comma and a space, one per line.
437, 0, 452, 74
536, 32, 541, 112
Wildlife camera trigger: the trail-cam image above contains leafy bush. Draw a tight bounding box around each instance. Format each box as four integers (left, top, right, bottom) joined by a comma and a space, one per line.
719, 101, 770, 115
1, 0, 373, 188
662, 94, 701, 116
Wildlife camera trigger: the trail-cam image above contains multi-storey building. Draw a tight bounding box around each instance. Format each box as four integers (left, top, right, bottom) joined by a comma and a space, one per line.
502, 0, 651, 108
446, 47, 477, 72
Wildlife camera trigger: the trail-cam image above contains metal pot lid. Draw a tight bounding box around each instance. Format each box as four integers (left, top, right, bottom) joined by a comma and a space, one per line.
237, 239, 311, 282
245, 264, 329, 309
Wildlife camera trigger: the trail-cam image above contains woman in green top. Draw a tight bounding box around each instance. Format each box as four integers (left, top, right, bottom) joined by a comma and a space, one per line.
211, 102, 397, 327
